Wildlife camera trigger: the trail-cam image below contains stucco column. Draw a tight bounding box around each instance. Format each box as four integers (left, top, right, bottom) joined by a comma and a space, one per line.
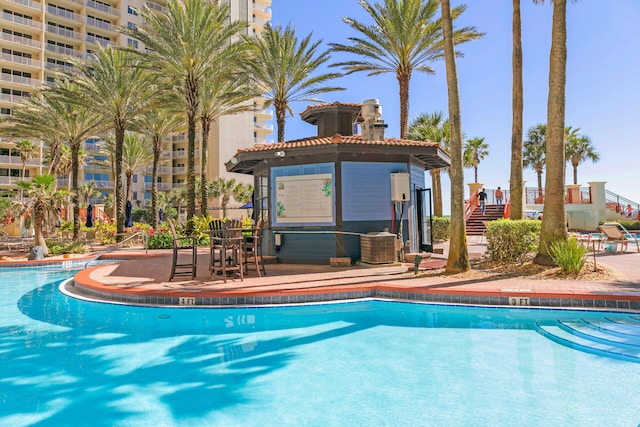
565, 184, 581, 204
468, 182, 483, 199
588, 182, 607, 211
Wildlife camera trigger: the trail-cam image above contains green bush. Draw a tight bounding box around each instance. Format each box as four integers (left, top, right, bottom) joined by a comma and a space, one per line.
147, 231, 173, 249
485, 219, 541, 263
131, 207, 152, 224
549, 237, 587, 274
46, 240, 90, 255
432, 216, 451, 241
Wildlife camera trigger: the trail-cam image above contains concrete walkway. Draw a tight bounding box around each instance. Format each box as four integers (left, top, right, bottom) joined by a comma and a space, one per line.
65, 236, 640, 311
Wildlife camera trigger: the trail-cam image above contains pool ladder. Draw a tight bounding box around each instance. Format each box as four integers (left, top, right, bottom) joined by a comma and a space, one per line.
84, 231, 147, 269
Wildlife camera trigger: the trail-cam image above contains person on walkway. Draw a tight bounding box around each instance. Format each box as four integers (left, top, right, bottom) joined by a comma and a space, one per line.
495, 186, 503, 206
478, 188, 487, 215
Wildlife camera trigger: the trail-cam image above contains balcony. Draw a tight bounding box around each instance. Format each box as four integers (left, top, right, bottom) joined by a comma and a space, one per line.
4, 0, 42, 11
1, 32, 41, 49
86, 35, 114, 48
145, 1, 168, 13
144, 166, 172, 174
0, 73, 36, 87
46, 24, 83, 41
86, 0, 119, 17
144, 182, 173, 190
0, 155, 40, 165
2, 11, 42, 30
1, 52, 41, 68
45, 6, 79, 23
44, 62, 74, 73
86, 16, 117, 33
93, 180, 115, 189
45, 44, 83, 58
0, 93, 30, 103
0, 176, 25, 185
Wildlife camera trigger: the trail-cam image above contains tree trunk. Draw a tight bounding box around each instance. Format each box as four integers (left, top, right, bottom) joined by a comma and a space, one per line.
200, 118, 211, 217
474, 166, 478, 183
535, 0, 567, 266
276, 102, 286, 142
126, 173, 133, 205
151, 142, 160, 229
185, 78, 199, 233
34, 201, 48, 257
71, 142, 80, 240
509, 0, 524, 219
431, 169, 442, 217
441, 0, 469, 274
573, 162, 578, 185
397, 71, 411, 139
115, 123, 125, 241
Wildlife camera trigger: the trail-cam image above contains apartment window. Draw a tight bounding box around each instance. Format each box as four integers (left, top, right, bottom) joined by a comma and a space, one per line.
46, 76, 55, 84
127, 39, 138, 49
133, 174, 138, 183
49, 22, 74, 32
127, 22, 137, 30
127, 6, 139, 15
144, 176, 152, 183
0, 108, 10, 115
3, 29, 32, 40
133, 191, 137, 200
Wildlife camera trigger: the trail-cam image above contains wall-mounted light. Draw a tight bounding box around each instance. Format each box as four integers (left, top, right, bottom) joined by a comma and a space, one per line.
229, 157, 239, 164
275, 151, 286, 158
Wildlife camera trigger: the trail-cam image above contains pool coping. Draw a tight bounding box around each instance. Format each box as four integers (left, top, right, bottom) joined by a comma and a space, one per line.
69, 262, 640, 312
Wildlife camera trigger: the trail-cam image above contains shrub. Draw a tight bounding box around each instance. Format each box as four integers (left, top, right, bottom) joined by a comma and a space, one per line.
485, 219, 541, 263
46, 240, 89, 255
147, 231, 173, 249
95, 221, 117, 245
432, 216, 451, 241
549, 237, 587, 274
131, 207, 153, 224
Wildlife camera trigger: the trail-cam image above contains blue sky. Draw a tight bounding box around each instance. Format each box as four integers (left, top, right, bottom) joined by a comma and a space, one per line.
268, 0, 640, 214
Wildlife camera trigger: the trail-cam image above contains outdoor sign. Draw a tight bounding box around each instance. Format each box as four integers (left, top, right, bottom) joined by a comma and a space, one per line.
274, 173, 333, 223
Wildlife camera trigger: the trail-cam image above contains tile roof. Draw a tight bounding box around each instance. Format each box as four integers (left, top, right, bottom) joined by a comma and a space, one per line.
299, 101, 362, 115
235, 134, 441, 154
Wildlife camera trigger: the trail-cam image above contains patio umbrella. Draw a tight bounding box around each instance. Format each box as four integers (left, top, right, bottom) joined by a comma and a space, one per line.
85, 204, 94, 228
125, 201, 133, 228
239, 201, 253, 209
159, 208, 163, 222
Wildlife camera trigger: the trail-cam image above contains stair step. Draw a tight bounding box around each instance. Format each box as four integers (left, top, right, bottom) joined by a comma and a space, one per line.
558, 320, 640, 348
583, 318, 640, 338
536, 323, 640, 363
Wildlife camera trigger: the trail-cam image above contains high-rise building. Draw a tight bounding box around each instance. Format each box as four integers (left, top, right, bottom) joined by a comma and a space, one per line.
0, 0, 273, 207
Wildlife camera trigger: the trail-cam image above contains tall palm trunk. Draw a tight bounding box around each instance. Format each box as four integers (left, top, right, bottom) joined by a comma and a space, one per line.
185, 79, 198, 232
509, 0, 524, 219
441, 0, 469, 273
397, 71, 410, 139
115, 124, 125, 240
71, 143, 80, 239
33, 201, 48, 256
275, 101, 286, 142
151, 142, 161, 229
200, 118, 211, 217
535, 0, 568, 265
430, 169, 442, 217
572, 161, 578, 184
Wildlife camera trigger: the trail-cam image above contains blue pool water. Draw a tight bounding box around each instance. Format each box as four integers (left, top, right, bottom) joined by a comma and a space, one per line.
1, 267, 640, 426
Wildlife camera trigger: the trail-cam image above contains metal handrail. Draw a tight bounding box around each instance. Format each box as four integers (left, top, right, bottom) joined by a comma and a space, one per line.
84, 231, 147, 269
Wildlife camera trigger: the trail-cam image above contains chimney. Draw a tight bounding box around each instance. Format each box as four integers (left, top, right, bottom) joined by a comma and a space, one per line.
360, 99, 388, 141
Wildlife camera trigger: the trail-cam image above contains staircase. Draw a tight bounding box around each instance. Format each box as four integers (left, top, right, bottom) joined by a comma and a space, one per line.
466, 204, 505, 236
535, 316, 640, 363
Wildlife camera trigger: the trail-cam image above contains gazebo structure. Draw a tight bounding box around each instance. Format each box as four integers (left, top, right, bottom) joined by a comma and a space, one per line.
226, 100, 450, 264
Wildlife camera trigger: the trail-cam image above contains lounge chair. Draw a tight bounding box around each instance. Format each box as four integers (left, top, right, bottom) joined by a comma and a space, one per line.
599, 224, 639, 253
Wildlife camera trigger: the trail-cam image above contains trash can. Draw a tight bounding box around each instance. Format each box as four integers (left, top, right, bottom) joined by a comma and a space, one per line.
28, 246, 44, 260
360, 232, 397, 264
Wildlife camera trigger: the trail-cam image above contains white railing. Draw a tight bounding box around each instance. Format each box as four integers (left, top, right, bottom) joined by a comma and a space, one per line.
143, 182, 173, 190
2, 12, 42, 29
86, 0, 116, 15
86, 35, 114, 47
45, 44, 84, 57
46, 24, 83, 40
5, 0, 41, 10
0, 93, 29, 103
0, 73, 34, 86
1, 32, 41, 49
46, 6, 78, 21
86, 16, 115, 32
1, 52, 40, 67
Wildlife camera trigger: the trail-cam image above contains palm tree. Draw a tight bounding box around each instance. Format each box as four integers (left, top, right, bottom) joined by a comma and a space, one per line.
246, 23, 343, 142
440, 0, 469, 273
135, 108, 184, 228
463, 137, 488, 183
198, 72, 256, 215
62, 45, 157, 241
122, 0, 252, 231
121, 132, 154, 203
523, 124, 546, 202
533, 0, 577, 266
14, 174, 67, 257
14, 139, 39, 180
78, 181, 100, 207
208, 177, 245, 219
509, 0, 524, 219
407, 111, 449, 216
565, 133, 599, 185
330, 0, 482, 139
2, 83, 105, 239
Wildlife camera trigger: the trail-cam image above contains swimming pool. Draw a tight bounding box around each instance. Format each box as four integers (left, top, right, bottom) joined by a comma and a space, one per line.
1, 267, 639, 426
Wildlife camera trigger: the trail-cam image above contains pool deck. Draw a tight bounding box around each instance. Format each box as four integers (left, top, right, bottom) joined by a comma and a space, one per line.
48, 236, 639, 311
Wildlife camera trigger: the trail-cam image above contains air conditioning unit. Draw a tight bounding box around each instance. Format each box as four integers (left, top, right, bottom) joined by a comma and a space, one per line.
390, 173, 410, 202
